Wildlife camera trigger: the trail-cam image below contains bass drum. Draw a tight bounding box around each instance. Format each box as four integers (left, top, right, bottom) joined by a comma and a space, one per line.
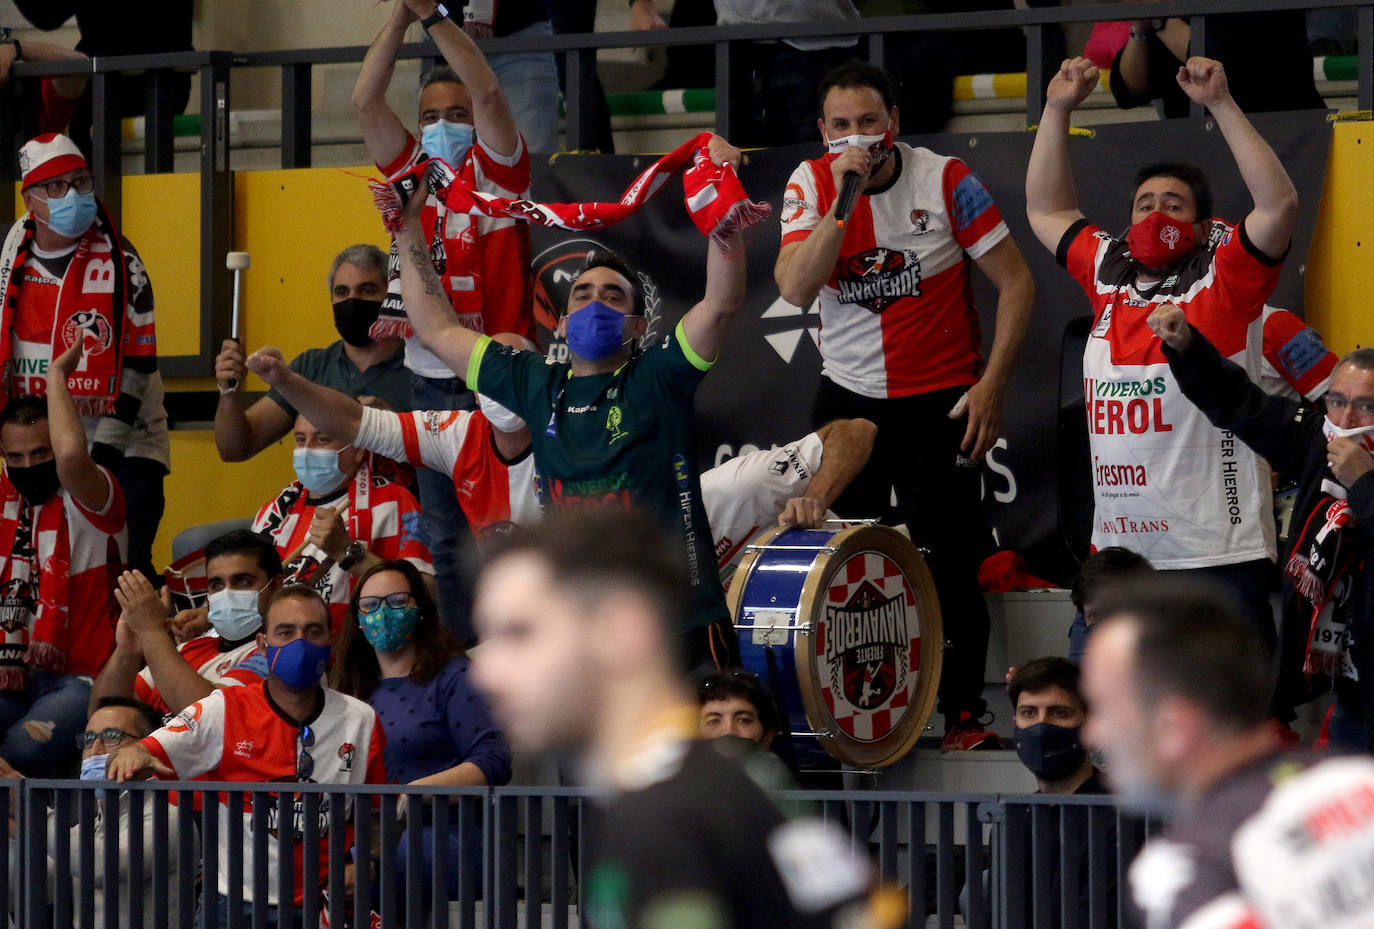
727, 524, 942, 769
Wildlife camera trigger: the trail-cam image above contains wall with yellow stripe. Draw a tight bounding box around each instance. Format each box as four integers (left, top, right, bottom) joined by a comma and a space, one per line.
18, 125, 1371, 572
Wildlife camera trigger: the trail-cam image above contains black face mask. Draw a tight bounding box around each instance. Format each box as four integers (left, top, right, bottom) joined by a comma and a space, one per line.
332, 298, 383, 348
7, 459, 61, 506
1013, 722, 1087, 781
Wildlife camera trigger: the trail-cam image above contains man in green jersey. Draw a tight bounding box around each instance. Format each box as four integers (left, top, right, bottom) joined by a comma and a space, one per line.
392, 135, 748, 668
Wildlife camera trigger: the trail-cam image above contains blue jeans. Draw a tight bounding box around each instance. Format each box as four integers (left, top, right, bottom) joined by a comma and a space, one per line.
0, 671, 91, 777
411, 373, 478, 645
488, 20, 561, 154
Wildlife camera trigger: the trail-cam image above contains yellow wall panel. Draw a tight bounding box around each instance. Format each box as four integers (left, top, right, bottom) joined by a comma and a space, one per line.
122, 173, 202, 358
229, 165, 391, 393
1304, 121, 1374, 354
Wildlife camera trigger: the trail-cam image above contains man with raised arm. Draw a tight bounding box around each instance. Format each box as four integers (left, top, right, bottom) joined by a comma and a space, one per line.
773, 60, 1034, 750
352, 0, 534, 645
388, 135, 748, 667
1025, 55, 1300, 654
0, 342, 125, 777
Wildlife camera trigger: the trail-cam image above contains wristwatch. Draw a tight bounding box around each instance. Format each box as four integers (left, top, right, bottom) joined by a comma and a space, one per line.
338, 539, 367, 572
421, 2, 450, 30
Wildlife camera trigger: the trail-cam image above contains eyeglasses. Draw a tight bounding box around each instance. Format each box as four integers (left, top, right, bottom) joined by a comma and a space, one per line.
76, 727, 140, 750
356, 591, 413, 615
36, 174, 95, 199
296, 724, 315, 781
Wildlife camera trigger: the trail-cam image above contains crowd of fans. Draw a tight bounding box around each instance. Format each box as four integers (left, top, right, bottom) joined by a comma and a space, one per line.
0, 0, 1370, 926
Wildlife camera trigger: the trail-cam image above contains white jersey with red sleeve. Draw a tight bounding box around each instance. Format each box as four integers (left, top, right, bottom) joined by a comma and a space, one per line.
133, 632, 265, 715
251, 465, 432, 634
702, 433, 827, 589
1058, 217, 1282, 568
355, 405, 539, 540
142, 682, 387, 907
379, 134, 534, 378
779, 142, 1009, 399
1258, 306, 1338, 402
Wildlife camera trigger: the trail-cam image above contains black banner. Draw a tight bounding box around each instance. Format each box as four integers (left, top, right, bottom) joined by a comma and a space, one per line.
527, 110, 1331, 583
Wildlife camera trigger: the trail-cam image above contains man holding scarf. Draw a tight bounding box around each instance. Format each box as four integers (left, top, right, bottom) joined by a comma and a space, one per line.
774, 60, 1035, 750
1, 133, 166, 582
1026, 56, 1300, 662
1149, 303, 1374, 752
352, 0, 534, 646
390, 132, 755, 669
0, 340, 126, 777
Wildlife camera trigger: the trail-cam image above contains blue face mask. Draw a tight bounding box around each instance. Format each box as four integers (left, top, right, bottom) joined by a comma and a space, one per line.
420, 119, 476, 167
565, 301, 631, 362
266, 637, 331, 691
80, 754, 109, 781
360, 604, 420, 654
43, 188, 98, 238
293, 446, 349, 496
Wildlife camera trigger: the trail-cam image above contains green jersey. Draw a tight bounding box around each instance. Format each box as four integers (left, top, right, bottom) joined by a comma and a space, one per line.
467, 321, 728, 630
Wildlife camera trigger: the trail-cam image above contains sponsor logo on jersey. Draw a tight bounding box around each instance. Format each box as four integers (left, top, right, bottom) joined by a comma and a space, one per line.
338, 742, 356, 772
1085, 378, 1175, 435
166, 703, 202, 734
672, 453, 690, 490
1094, 457, 1148, 488
234, 739, 254, 758
836, 247, 922, 313
768, 459, 787, 476
1277, 326, 1330, 379
950, 174, 995, 234
783, 183, 808, 223
605, 405, 629, 445
910, 208, 930, 234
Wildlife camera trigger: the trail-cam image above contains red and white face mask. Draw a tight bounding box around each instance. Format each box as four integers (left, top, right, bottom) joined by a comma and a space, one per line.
1126, 211, 1197, 269
823, 130, 894, 168
1322, 418, 1374, 456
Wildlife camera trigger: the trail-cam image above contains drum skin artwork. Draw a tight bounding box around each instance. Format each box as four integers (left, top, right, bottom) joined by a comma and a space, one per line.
727, 524, 942, 769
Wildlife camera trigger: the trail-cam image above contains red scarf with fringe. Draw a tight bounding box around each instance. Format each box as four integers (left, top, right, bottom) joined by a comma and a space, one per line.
0, 483, 72, 688
0, 207, 128, 416
1287, 495, 1368, 677
369, 133, 769, 340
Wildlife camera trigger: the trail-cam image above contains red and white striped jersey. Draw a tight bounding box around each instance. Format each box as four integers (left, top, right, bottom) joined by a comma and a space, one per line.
1060, 218, 1282, 568
380, 134, 534, 378
252, 465, 432, 634
134, 632, 265, 715
780, 143, 1009, 399
355, 405, 539, 540
143, 682, 387, 907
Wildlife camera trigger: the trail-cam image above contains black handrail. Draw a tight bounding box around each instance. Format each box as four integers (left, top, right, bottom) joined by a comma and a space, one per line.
0, 0, 1365, 379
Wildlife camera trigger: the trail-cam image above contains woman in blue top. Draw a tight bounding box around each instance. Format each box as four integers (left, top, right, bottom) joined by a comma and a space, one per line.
334, 558, 511, 907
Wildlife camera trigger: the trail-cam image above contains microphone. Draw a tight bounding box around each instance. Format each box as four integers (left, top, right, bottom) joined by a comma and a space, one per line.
835, 171, 862, 229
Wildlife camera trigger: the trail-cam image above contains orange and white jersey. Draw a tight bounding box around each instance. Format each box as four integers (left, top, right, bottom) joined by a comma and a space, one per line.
780, 142, 1009, 399
143, 682, 387, 907
356, 405, 539, 540
133, 632, 265, 715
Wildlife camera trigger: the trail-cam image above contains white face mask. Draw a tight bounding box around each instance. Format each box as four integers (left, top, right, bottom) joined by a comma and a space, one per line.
1322, 418, 1374, 456
824, 130, 894, 170
478, 393, 526, 434
207, 586, 265, 641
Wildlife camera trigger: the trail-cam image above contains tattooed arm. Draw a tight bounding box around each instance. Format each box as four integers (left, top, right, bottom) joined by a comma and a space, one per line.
396, 222, 484, 378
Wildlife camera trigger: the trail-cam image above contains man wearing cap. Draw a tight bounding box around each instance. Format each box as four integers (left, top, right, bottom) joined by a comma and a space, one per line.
0, 133, 169, 580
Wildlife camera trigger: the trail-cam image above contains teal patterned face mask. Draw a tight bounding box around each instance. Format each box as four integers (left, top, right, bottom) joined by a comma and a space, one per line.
360, 604, 420, 654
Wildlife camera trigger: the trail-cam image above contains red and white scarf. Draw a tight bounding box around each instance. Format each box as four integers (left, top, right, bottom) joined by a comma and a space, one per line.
1287, 496, 1367, 677
369, 132, 769, 339
0, 485, 72, 688
0, 206, 128, 416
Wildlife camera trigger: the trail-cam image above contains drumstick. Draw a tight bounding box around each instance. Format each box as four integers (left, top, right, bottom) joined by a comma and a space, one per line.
225, 252, 251, 391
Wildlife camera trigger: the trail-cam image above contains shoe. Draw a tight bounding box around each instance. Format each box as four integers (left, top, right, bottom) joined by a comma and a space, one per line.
941, 712, 1005, 752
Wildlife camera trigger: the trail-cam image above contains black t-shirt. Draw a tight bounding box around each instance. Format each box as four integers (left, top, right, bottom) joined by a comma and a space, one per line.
584, 739, 867, 929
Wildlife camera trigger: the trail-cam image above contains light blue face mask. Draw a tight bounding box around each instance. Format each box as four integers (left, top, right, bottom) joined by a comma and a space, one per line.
80, 754, 109, 781
293, 446, 350, 496
207, 585, 266, 641
420, 119, 476, 167
43, 188, 98, 238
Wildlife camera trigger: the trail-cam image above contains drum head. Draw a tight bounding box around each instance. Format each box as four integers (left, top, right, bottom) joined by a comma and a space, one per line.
794, 525, 942, 768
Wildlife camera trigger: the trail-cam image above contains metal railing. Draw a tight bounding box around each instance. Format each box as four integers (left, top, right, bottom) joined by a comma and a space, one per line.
0, 0, 1363, 377
0, 778, 1157, 929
